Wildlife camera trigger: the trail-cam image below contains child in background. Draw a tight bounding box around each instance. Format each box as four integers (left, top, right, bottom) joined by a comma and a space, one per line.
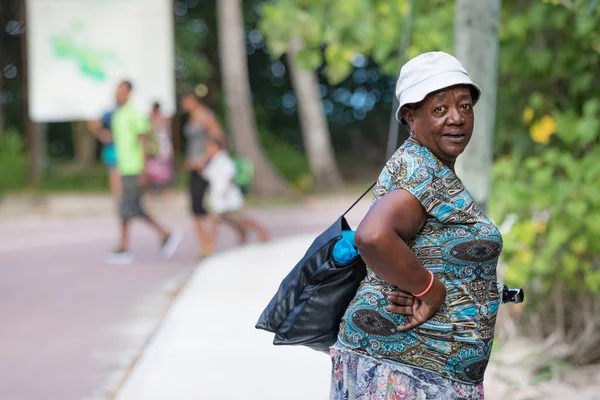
202, 137, 270, 247
146, 102, 175, 212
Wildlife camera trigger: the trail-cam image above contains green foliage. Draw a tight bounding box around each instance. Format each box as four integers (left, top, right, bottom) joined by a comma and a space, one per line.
488, 1, 600, 363
495, 0, 600, 157
174, 22, 213, 93
407, 1, 454, 59
491, 1, 600, 289
259, 130, 311, 191
259, 0, 412, 84
0, 129, 28, 195
491, 104, 600, 291
38, 161, 110, 193
259, 0, 457, 86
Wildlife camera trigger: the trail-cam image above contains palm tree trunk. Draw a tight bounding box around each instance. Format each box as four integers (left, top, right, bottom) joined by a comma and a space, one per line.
287, 36, 343, 189
454, 0, 501, 211
72, 121, 96, 169
0, 72, 4, 138
217, 0, 290, 197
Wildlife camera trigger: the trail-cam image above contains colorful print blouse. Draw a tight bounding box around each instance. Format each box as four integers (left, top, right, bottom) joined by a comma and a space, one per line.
337, 139, 503, 385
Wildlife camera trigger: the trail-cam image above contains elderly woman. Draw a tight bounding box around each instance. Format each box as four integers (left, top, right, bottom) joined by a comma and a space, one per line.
331, 52, 502, 399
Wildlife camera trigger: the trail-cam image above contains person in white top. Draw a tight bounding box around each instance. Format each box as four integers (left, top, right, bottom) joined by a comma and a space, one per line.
203, 137, 270, 248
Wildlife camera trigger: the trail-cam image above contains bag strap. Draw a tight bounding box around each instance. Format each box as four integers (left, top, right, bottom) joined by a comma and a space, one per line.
342, 181, 377, 217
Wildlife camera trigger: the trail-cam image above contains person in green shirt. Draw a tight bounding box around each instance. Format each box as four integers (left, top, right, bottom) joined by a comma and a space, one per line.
106, 80, 182, 265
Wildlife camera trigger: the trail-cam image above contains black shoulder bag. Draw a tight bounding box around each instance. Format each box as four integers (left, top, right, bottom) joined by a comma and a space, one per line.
255, 182, 376, 353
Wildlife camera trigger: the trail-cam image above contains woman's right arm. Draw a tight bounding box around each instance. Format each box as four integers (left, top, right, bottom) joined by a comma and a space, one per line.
354, 189, 446, 329
87, 120, 111, 143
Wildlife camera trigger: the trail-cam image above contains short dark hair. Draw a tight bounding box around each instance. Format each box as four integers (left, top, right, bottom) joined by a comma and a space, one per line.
152, 101, 161, 111
120, 80, 133, 91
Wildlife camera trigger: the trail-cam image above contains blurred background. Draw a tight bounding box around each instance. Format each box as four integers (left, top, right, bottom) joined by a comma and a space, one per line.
0, 0, 599, 399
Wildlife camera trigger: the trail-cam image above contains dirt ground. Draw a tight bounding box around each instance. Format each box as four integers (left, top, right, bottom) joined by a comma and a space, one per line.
485, 334, 600, 400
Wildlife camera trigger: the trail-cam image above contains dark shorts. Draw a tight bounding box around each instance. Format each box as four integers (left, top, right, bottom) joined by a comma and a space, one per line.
189, 171, 209, 216
119, 175, 147, 221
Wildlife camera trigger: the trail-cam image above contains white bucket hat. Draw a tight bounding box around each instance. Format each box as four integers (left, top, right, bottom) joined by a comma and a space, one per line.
395, 51, 481, 124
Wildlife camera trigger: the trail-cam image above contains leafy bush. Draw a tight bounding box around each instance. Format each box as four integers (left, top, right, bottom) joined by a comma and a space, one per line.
259, 130, 311, 191
495, 0, 600, 157
38, 161, 110, 193
489, 99, 600, 365
0, 129, 28, 195
487, 0, 600, 366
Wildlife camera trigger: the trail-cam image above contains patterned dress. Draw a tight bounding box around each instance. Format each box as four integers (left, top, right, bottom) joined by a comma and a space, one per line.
331, 140, 503, 400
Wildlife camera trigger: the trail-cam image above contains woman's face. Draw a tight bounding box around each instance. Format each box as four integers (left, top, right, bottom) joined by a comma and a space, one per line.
402, 85, 475, 166
181, 95, 195, 112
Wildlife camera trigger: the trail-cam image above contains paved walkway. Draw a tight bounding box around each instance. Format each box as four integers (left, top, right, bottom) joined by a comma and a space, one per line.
114, 234, 332, 400
0, 194, 370, 400
113, 234, 600, 400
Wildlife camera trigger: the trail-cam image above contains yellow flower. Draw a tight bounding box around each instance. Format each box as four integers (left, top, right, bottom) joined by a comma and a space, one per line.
530, 115, 556, 144
522, 107, 534, 124
535, 222, 547, 234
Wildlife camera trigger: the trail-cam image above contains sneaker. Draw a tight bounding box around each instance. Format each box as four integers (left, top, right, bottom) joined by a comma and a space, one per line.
106, 248, 134, 265
161, 229, 182, 260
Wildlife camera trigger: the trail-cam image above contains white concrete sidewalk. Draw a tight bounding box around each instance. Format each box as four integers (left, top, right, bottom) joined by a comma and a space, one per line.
113, 233, 600, 400
115, 234, 332, 400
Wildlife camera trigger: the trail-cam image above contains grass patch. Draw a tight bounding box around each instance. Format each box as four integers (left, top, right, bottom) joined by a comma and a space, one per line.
9, 154, 377, 208
38, 161, 110, 193
33, 159, 189, 194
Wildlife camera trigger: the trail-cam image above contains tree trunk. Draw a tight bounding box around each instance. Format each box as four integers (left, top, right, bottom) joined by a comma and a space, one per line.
20, 0, 41, 187
216, 0, 290, 197
72, 121, 96, 169
454, 0, 501, 211
385, 0, 415, 161
0, 0, 6, 140
0, 72, 4, 138
33, 122, 47, 182
287, 37, 343, 189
